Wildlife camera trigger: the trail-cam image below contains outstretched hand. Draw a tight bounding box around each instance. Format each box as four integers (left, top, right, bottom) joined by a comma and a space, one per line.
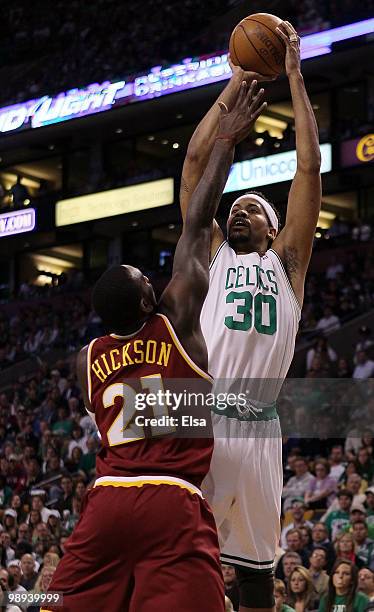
217, 79, 266, 145
276, 21, 301, 76
228, 54, 277, 83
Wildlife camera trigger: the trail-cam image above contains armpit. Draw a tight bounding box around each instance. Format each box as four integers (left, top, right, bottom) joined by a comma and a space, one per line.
284, 246, 299, 282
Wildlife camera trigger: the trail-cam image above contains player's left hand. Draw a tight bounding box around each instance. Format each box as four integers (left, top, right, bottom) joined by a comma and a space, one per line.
276, 21, 301, 76
228, 54, 277, 83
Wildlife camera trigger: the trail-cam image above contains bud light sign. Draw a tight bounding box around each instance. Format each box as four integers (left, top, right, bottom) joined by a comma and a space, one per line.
0, 209, 36, 238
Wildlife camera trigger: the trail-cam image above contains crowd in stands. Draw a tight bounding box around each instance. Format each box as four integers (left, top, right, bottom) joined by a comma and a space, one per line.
0, 0, 373, 108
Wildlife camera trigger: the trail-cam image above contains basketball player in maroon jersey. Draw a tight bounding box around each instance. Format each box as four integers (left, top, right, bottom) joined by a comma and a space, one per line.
41, 81, 266, 612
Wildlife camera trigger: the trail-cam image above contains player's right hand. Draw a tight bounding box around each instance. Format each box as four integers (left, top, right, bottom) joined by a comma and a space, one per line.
228, 54, 277, 82
217, 79, 267, 145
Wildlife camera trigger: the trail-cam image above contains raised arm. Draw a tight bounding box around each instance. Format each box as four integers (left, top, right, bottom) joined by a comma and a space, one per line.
180, 63, 273, 258
160, 81, 266, 364
272, 21, 322, 306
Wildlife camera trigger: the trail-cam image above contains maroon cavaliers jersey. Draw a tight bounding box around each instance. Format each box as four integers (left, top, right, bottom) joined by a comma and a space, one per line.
87, 313, 213, 487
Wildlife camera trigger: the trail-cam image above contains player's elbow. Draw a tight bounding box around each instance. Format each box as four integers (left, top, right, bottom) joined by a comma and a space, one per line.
297, 151, 321, 174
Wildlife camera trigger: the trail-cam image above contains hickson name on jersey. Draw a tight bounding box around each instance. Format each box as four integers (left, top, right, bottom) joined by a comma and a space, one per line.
87, 313, 213, 487
200, 242, 301, 406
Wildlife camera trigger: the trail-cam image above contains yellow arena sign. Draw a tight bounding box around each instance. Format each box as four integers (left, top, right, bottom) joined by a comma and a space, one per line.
356, 134, 374, 162
56, 178, 174, 227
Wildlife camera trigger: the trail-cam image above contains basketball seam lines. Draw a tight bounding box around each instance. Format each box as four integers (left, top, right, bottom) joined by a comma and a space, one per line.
246, 17, 286, 49
238, 25, 275, 74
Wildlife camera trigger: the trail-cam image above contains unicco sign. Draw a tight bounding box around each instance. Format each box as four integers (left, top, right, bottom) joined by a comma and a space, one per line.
0, 209, 36, 238
224, 143, 332, 193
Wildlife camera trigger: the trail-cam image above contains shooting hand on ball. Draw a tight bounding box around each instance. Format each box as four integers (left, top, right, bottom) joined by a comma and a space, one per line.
276, 21, 301, 76
228, 54, 277, 83
217, 80, 266, 145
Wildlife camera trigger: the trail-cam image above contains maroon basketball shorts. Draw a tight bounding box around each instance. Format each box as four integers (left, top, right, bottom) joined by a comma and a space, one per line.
41, 476, 225, 612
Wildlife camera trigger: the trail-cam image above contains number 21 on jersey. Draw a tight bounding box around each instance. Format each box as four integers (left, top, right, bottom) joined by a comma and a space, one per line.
102, 374, 175, 446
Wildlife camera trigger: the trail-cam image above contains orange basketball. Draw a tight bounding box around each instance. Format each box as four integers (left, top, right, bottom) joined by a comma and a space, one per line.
229, 13, 286, 76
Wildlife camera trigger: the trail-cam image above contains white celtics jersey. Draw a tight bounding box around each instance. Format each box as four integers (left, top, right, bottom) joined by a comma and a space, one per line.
200, 241, 301, 405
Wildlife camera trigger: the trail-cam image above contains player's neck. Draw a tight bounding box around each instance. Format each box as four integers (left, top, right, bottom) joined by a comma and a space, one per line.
230, 237, 268, 256
111, 315, 149, 336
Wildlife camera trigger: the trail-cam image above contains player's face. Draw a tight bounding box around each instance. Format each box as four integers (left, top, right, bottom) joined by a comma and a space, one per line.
226, 199, 270, 247
122, 265, 157, 310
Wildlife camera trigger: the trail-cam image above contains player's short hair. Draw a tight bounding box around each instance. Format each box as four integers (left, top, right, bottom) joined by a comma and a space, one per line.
92, 265, 142, 332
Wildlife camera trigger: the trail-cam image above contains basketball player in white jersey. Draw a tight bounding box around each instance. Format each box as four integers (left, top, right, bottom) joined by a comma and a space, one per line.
180, 22, 321, 612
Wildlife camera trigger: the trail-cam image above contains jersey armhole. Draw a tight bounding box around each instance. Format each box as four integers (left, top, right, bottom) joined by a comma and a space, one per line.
86, 338, 97, 403
268, 248, 302, 314
155, 313, 212, 382
209, 240, 227, 270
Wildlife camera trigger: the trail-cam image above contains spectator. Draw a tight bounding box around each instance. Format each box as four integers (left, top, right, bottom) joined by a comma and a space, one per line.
324, 489, 353, 541
28, 494, 51, 524
7, 560, 28, 599
281, 498, 314, 548
28, 565, 57, 612
308, 548, 329, 601
325, 474, 366, 517
288, 565, 317, 612
329, 446, 347, 482
318, 560, 369, 612
19, 553, 38, 590
365, 487, 374, 527
299, 526, 313, 552
344, 504, 374, 541
67, 425, 87, 458
78, 436, 97, 477
351, 521, 374, 569
355, 448, 374, 483
222, 564, 239, 612
283, 458, 315, 511
0, 475, 13, 507
334, 532, 364, 569
0, 531, 15, 564
56, 476, 74, 514
276, 551, 303, 583
358, 568, 374, 600
355, 327, 373, 356
275, 579, 295, 612
353, 351, 374, 380
306, 337, 337, 372
316, 307, 340, 334
311, 523, 336, 572
304, 459, 337, 510
336, 358, 352, 378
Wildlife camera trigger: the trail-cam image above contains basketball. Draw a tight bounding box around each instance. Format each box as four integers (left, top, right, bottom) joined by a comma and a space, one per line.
229, 13, 286, 76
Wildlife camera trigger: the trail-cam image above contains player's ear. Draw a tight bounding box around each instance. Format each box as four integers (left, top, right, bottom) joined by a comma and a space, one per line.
140, 297, 153, 314
268, 228, 277, 240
